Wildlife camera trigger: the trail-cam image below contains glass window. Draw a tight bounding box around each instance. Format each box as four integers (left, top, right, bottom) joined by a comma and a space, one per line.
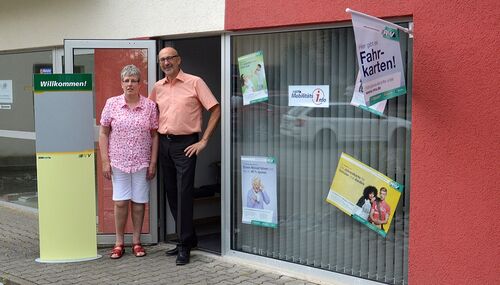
0, 50, 53, 208
230, 25, 412, 284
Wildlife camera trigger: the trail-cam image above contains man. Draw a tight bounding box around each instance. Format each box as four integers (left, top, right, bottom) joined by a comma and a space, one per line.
253, 63, 265, 90
149, 47, 220, 265
369, 187, 391, 230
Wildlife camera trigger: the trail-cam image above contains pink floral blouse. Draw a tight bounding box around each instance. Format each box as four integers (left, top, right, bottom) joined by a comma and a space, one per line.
100, 95, 159, 173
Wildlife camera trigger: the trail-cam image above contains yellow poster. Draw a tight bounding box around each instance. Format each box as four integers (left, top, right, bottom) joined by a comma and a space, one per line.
37, 151, 98, 262
326, 152, 403, 237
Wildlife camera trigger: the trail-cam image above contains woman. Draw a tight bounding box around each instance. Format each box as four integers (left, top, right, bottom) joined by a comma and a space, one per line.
354, 186, 377, 220
99, 64, 159, 259
240, 73, 255, 95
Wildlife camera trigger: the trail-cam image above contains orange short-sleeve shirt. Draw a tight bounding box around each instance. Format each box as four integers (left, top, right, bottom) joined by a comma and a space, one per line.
149, 70, 219, 135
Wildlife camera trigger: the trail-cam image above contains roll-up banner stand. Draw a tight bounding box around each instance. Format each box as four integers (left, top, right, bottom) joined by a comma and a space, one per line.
33, 74, 100, 263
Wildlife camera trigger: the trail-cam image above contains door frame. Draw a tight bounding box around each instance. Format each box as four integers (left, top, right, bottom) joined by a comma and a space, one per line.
157, 36, 225, 253
63, 39, 158, 244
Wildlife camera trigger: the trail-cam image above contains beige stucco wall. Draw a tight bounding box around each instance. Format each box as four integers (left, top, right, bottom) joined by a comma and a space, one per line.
0, 0, 225, 51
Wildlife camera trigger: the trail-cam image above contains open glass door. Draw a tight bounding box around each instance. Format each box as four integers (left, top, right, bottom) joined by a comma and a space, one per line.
64, 40, 157, 245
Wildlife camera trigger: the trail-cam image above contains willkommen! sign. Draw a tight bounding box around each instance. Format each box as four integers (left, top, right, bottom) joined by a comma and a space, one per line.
351, 12, 406, 106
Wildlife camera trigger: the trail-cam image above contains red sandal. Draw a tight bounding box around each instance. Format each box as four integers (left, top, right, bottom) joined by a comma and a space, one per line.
132, 243, 146, 257
110, 244, 125, 259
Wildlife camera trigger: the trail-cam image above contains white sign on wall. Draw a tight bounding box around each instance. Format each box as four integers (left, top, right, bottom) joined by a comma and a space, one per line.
0, 80, 13, 104
288, 85, 329, 108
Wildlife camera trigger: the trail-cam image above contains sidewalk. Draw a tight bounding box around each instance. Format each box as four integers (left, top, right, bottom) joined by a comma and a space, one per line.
0, 202, 321, 285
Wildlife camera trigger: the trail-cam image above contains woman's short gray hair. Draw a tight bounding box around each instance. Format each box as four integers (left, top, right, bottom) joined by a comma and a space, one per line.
120, 64, 141, 81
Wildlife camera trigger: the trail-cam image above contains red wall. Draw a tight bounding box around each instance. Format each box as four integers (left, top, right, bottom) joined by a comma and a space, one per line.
226, 1, 500, 284
95, 49, 150, 234
410, 2, 499, 284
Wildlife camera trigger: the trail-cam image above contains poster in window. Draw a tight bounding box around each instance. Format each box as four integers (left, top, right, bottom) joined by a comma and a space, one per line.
237, 51, 269, 105
326, 152, 403, 237
241, 156, 278, 228
351, 13, 407, 106
350, 71, 386, 116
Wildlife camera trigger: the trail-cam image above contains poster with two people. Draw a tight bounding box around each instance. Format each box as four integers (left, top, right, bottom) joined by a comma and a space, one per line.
237, 51, 268, 105
326, 153, 403, 237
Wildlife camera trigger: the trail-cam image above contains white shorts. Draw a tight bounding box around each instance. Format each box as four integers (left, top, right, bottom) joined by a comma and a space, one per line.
111, 167, 149, 203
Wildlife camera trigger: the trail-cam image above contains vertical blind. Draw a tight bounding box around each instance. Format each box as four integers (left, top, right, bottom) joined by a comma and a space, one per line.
231, 26, 412, 285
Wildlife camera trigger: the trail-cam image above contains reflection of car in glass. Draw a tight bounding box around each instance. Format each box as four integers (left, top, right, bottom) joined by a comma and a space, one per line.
235, 93, 290, 141
280, 103, 411, 147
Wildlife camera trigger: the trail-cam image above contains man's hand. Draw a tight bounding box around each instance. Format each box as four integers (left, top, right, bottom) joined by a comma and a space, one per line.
184, 139, 208, 157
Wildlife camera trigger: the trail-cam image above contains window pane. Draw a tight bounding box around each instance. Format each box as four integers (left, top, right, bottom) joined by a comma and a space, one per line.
0, 50, 52, 208
230, 26, 412, 284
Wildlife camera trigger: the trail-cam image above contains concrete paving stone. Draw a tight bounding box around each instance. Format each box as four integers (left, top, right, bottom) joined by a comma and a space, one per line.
180, 280, 202, 285
34, 279, 54, 285
178, 265, 202, 273
212, 264, 236, 273
270, 277, 289, 283
230, 267, 258, 274
190, 280, 210, 285
247, 271, 272, 279
190, 281, 209, 285
226, 275, 252, 283
206, 275, 232, 283
202, 260, 220, 268
184, 269, 207, 278
150, 276, 173, 284
185, 275, 208, 283
215, 281, 240, 285
285, 280, 306, 285
277, 275, 298, 281
50, 282, 70, 285
216, 262, 236, 268
0, 204, 321, 285
153, 280, 171, 285
145, 277, 169, 284
196, 255, 214, 262
251, 276, 276, 283
221, 271, 245, 279
262, 272, 282, 280
237, 281, 261, 285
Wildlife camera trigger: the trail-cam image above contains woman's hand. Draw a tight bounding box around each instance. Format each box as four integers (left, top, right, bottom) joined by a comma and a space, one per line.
147, 162, 157, 180
102, 161, 112, 180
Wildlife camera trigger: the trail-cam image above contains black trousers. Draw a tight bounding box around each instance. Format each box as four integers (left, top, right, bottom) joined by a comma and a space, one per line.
159, 133, 198, 247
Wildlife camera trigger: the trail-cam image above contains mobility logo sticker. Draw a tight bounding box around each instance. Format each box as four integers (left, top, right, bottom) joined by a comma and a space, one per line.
288, 85, 330, 108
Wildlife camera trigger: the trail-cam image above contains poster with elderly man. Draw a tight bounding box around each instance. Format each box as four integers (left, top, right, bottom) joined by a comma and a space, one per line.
351, 12, 407, 106
326, 152, 403, 237
241, 156, 278, 228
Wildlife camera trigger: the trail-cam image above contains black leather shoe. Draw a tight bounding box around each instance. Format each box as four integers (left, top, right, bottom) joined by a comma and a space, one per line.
165, 245, 178, 256
176, 247, 190, 265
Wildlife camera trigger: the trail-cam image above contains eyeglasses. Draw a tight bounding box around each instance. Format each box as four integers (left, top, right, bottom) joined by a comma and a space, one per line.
122, 79, 139, 84
159, 55, 179, 63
